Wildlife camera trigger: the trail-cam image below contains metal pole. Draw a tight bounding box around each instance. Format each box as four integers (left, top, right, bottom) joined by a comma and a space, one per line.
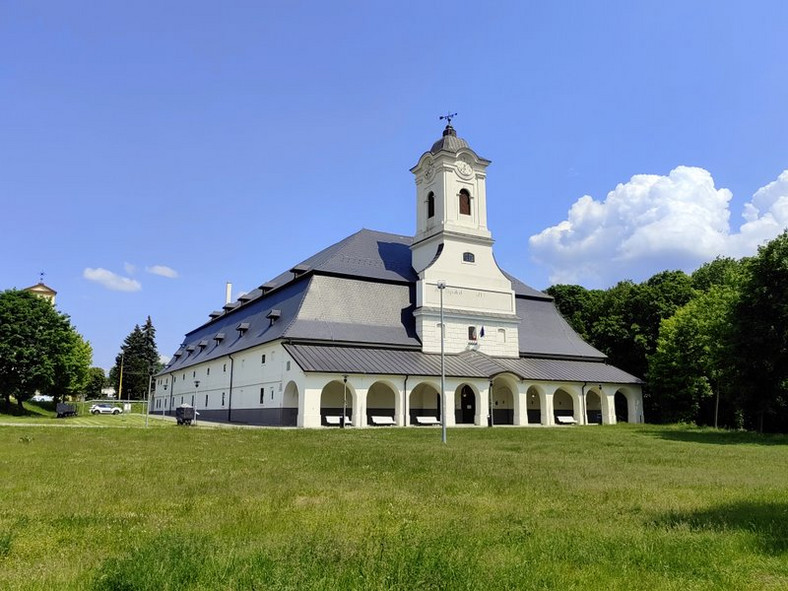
146, 375, 152, 428
489, 380, 494, 427
438, 281, 447, 444
194, 381, 199, 425
342, 375, 347, 429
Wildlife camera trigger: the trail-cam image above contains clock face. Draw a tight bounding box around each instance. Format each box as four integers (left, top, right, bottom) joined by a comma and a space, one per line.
424, 160, 434, 180
456, 157, 473, 179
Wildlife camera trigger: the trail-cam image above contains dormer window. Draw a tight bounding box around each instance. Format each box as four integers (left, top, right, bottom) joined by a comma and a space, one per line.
266, 309, 281, 326
462, 252, 475, 263
198, 340, 208, 349
459, 189, 471, 215
214, 332, 225, 342
237, 322, 250, 334
427, 192, 435, 218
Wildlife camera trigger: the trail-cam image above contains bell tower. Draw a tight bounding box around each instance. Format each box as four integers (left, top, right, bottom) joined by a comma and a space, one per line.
410, 121, 520, 358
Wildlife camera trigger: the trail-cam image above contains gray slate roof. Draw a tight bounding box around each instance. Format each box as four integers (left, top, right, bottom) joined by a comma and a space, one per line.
284, 344, 641, 384
162, 228, 612, 376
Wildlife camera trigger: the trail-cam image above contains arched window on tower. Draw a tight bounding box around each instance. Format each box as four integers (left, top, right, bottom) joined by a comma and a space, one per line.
459, 189, 471, 215
427, 192, 435, 218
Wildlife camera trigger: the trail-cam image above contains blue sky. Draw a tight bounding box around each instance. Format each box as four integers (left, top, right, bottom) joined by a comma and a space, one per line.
2, 1, 787, 371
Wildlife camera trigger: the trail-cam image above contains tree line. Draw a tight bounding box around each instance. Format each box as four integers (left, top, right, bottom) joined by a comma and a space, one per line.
547, 230, 788, 433
0, 288, 161, 407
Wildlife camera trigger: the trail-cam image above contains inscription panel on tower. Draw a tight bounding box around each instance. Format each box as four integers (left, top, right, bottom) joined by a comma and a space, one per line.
427, 285, 512, 313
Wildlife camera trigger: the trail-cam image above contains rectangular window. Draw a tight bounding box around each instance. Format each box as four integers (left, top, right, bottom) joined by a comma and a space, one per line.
271, 388, 274, 400
222, 392, 226, 406
260, 387, 265, 404
286, 361, 291, 371
261, 354, 266, 364
468, 326, 477, 341
223, 364, 227, 372
206, 367, 210, 376
204, 394, 208, 407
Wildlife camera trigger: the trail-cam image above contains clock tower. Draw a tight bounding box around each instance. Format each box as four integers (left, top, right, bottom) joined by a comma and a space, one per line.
410, 123, 520, 357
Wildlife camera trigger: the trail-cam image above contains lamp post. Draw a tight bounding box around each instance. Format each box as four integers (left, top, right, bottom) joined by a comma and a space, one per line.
194, 380, 200, 425
342, 375, 348, 429
437, 280, 447, 444
145, 375, 154, 429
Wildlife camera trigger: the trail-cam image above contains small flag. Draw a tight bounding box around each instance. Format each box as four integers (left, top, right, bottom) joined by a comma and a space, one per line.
480, 326, 485, 338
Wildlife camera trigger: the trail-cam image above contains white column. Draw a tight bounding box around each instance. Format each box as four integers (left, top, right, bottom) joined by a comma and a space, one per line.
543, 389, 555, 426
478, 382, 489, 426
400, 380, 409, 427
445, 380, 457, 427
301, 385, 322, 428
514, 383, 527, 426
600, 385, 616, 425
354, 387, 368, 428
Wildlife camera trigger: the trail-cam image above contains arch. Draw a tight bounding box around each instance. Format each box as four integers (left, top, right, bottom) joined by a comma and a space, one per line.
366, 380, 398, 426
427, 192, 435, 219
614, 387, 642, 423
409, 381, 440, 425
526, 385, 544, 425
282, 380, 299, 427
553, 388, 575, 423
459, 189, 471, 215
491, 379, 514, 425
455, 383, 478, 424
320, 380, 354, 426
585, 389, 603, 424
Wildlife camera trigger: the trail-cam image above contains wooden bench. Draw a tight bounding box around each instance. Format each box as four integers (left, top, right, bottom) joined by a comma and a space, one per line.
556, 415, 577, 425
325, 416, 351, 426
415, 416, 440, 426
370, 415, 396, 426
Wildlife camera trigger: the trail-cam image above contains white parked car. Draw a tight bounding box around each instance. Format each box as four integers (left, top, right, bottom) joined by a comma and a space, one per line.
90, 404, 122, 415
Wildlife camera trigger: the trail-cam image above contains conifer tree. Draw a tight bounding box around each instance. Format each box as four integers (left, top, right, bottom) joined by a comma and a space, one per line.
110, 316, 161, 400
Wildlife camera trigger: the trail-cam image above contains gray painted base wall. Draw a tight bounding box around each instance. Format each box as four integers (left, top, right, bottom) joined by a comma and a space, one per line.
162, 407, 298, 427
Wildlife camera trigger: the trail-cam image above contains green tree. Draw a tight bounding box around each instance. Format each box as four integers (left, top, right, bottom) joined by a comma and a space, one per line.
110, 316, 161, 400
85, 367, 107, 399
691, 256, 745, 292
0, 290, 92, 409
731, 231, 788, 432
649, 285, 739, 425
50, 331, 93, 402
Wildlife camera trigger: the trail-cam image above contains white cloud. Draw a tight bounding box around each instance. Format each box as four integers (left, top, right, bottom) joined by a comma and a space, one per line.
529, 166, 788, 287
124, 262, 137, 275
145, 265, 179, 278
83, 268, 142, 292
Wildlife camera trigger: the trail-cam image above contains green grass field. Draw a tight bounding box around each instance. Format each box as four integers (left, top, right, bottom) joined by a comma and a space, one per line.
0, 419, 786, 590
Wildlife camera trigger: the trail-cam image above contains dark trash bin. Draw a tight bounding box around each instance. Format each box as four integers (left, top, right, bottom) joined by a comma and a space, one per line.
176, 404, 195, 426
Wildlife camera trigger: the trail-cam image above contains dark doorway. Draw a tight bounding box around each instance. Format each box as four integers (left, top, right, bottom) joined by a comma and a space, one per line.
615, 392, 629, 423
459, 385, 476, 424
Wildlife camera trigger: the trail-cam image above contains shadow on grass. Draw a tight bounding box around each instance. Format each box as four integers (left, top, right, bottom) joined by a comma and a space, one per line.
648, 426, 787, 446
0, 400, 54, 418
654, 500, 788, 555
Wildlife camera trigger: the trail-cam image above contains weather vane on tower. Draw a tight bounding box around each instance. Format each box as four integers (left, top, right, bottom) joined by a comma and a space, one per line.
439, 112, 457, 126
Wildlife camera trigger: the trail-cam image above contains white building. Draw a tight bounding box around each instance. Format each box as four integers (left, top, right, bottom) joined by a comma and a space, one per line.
154, 124, 643, 427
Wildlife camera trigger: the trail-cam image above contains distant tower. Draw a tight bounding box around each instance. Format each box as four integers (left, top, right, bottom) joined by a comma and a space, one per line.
23, 272, 57, 305
410, 121, 519, 357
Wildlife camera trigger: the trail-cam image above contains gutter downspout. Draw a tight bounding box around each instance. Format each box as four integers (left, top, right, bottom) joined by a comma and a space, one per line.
169, 372, 175, 417
228, 354, 235, 423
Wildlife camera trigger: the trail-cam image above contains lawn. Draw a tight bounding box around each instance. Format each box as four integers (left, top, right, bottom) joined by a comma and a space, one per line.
0, 422, 786, 590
